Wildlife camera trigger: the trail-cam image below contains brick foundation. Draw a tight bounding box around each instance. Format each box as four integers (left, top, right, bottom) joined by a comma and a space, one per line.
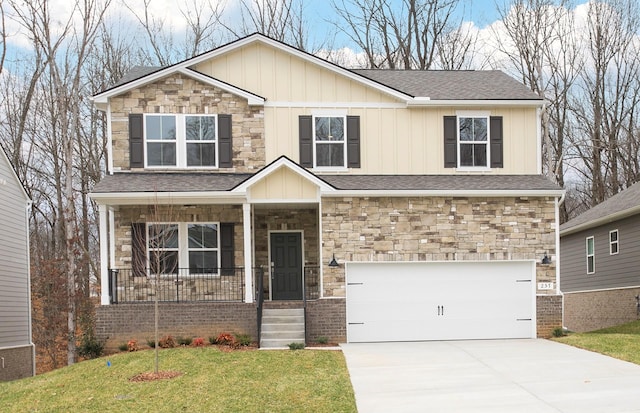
96, 303, 257, 351
305, 299, 346, 343
564, 288, 640, 332
536, 295, 563, 338
0, 345, 35, 381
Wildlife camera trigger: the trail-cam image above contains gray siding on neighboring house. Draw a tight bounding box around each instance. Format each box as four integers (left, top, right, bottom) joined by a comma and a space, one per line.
560, 215, 640, 293
0, 152, 31, 348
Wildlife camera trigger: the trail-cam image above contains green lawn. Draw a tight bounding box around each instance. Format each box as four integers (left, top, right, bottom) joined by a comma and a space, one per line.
0, 347, 357, 412
553, 320, 640, 365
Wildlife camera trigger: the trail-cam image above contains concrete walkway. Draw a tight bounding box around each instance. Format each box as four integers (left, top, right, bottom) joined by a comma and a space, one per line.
341, 339, 640, 413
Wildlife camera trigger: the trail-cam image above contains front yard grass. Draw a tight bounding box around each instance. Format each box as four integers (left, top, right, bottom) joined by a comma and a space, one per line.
552, 320, 640, 365
0, 347, 356, 412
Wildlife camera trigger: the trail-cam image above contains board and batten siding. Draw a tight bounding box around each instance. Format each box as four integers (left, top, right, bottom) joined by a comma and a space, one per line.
0, 152, 31, 348
560, 215, 640, 293
192, 42, 539, 175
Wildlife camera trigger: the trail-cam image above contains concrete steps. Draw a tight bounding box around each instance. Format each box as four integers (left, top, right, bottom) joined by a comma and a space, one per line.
260, 307, 305, 348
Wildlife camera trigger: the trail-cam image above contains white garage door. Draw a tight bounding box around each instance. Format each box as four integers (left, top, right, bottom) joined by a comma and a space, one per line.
346, 261, 535, 342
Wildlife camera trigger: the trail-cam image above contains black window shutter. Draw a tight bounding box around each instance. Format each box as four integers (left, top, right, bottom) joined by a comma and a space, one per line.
129, 114, 144, 168
220, 223, 235, 276
131, 223, 147, 277
490, 116, 503, 168
347, 116, 361, 168
218, 114, 233, 168
299, 115, 313, 167
443, 116, 457, 168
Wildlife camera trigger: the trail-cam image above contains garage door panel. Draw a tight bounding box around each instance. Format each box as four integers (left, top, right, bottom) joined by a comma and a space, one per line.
346, 261, 535, 342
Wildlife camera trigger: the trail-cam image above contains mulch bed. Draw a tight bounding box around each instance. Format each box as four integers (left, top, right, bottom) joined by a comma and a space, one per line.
129, 371, 183, 382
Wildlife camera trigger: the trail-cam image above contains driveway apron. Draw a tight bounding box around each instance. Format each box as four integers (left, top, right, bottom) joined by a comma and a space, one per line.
341, 339, 640, 413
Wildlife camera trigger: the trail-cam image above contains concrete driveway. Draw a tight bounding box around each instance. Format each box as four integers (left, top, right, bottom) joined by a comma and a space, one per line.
341, 339, 640, 413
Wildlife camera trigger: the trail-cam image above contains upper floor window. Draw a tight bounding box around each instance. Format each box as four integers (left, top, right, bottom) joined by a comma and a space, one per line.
458, 116, 488, 167
586, 236, 595, 274
299, 114, 360, 169
314, 116, 345, 168
146, 114, 217, 168
444, 113, 503, 169
609, 230, 619, 255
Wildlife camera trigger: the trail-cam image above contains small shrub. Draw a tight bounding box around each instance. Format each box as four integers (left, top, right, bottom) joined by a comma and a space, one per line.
78, 335, 105, 359
118, 343, 129, 352
177, 336, 192, 346
147, 339, 156, 348
208, 336, 217, 345
288, 342, 305, 350
316, 336, 329, 344
552, 327, 567, 337
215, 332, 236, 346
192, 337, 205, 347
159, 335, 177, 348
127, 339, 139, 352
235, 333, 252, 346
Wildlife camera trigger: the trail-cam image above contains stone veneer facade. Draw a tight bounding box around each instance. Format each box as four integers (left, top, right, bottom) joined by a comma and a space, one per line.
109, 73, 265, 172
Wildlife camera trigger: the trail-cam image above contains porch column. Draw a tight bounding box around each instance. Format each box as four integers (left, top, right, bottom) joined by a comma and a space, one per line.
243, 202, 254, 303
99, 204, 110, 305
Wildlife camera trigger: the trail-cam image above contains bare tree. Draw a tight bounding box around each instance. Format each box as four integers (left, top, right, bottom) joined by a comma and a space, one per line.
331, 0, 470, 69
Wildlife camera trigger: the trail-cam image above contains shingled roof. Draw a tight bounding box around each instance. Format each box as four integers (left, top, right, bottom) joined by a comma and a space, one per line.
351, 70, 542, 100
93, 172, 560, 194
560, 181, 640, 235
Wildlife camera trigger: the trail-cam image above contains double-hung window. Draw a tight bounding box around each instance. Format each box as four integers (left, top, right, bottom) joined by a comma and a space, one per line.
145, 114, 217, 168
458, 115, 489, 168
609, 230, 619, 255
586, 236, 595, 274
314, 116, 346, 168
146, 222, 220, 276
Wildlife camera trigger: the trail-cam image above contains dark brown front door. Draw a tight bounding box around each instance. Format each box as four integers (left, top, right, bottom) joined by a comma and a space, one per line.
271, 232, 303, 300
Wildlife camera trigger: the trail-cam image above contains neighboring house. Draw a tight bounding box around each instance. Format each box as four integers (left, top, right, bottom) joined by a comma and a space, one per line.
90, 33, 563, 348
560, 183, 640, 332
0, 146, 35, 381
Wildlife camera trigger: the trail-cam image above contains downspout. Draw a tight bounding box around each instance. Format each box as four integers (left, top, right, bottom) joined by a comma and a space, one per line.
556, 192, 566, 329
25, 200, 36, 376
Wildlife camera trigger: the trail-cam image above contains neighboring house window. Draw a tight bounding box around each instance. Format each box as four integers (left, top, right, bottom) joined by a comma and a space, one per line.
586, 236, 595, 274
146, 222, 220, 275
298, 115, 360, 169
609, 230, 619, 255
129, 114, 232, 169
443, 114, 503, 169
314, 116, 345, 168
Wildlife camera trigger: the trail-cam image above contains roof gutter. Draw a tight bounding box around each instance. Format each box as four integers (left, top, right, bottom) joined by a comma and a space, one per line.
406, 99, 545, 107
89, 191, 248, 205
321, 189, 565, 197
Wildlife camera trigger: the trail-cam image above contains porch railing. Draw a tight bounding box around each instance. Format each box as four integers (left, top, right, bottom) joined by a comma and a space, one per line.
304, 266, 320, 301
255, 267, 265, 347
108, 268, 245, 303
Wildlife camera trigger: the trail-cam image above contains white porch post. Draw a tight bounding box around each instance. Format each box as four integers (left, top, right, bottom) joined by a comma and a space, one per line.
243, 202, 254, 303
99, 204, 110, 305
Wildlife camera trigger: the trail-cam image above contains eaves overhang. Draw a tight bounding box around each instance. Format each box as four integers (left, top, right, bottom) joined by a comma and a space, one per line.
560, 205, 640, 237
89, 191, 247, 206
406, 99, 545, 108
320, 189, 565, 198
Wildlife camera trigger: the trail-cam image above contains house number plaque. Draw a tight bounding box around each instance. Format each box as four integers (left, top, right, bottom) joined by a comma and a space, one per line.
537, 282, 554, 290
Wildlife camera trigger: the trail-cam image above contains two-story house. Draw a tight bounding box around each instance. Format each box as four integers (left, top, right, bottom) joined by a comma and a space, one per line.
91, 33, 563, 349
0, 146, 35, 381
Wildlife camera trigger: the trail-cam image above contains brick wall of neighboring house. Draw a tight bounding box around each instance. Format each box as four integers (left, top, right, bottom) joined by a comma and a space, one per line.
305, 299, 347, 343
95, 303, 257, 351
536, 295, 563, 337
320, 195, 560, 336
109, 73, 265, 172
0, 345, 34, 381
564, 288, 640, 332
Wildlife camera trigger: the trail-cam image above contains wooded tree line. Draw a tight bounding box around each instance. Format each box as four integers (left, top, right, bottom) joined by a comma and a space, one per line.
0, 0, 638, 371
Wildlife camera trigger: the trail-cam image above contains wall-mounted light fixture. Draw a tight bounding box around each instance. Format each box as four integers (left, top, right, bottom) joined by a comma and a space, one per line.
328, 254, 339, 267
541, 253, 551, 265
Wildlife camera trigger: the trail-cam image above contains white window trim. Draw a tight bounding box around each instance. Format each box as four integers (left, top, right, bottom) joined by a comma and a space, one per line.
146, 222, 221, 278
586, 236, 595, 275
311, 112, 348, 171
455, 110, 491, 171
609, 229, 619, 255
144, 114, 219, 169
